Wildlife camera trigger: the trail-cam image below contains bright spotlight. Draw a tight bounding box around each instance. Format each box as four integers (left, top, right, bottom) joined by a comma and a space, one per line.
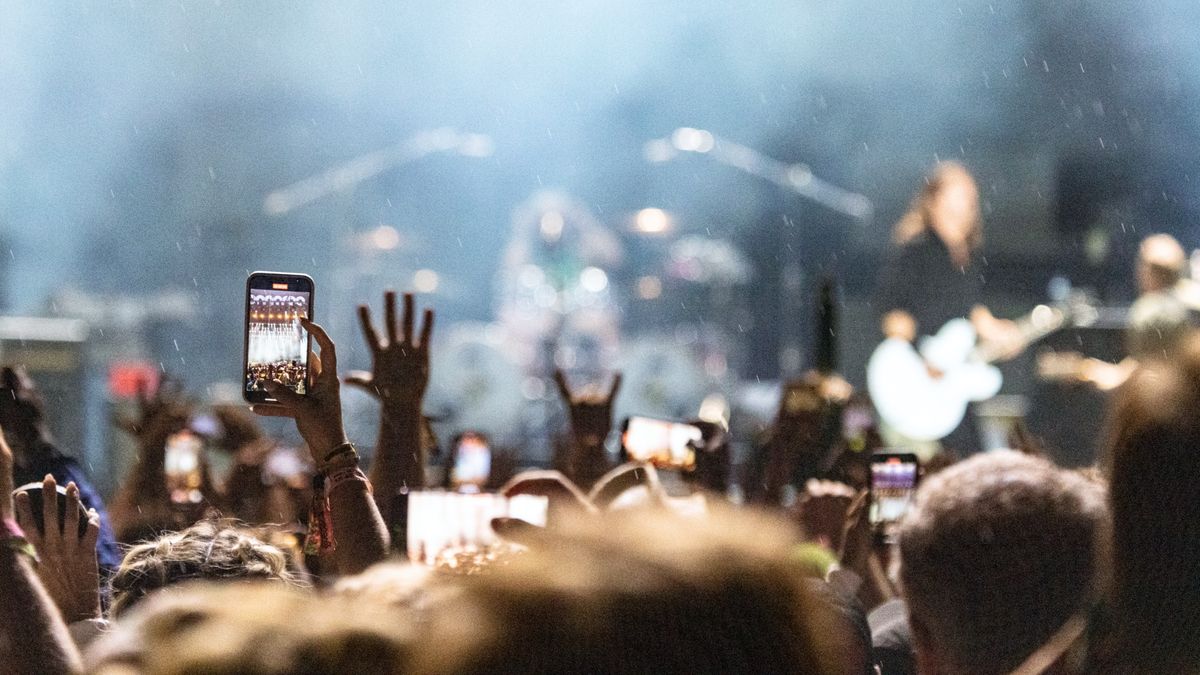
580, 267, 609, 293
413, 269, 440, 294
671, 127, 714, 153
635, 208, 671, 235
540, 211, 565, 242
371, 225, 401, 250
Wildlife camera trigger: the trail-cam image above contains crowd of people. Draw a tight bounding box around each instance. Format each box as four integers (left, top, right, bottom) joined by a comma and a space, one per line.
245, 360, 308, 394
1, 271, 1199, 674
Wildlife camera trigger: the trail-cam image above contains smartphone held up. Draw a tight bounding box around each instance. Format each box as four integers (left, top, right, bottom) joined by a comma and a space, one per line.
243, 272, 314, 404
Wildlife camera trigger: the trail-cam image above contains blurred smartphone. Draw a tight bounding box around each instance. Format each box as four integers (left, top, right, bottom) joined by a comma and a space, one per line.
621, 416, 703, 471
450, 432, 492, 493
869, 451, 919, 526
165, 430, 204, 504
243, 272, 314, 404
13, 482, 89, 539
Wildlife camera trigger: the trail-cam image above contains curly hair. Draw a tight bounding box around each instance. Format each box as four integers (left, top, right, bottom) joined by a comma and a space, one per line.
109, 519, 306, 617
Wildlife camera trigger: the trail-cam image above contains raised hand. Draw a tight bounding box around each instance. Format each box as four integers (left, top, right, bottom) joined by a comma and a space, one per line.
113, 375, 190, 462
14, 476, 101, 623
253, 319, 389, 573
252, 319, 349, 462
554, 370, 622, 488
797, 479, 857, 551
554, 369, 622, 450
345, 291, 434, 410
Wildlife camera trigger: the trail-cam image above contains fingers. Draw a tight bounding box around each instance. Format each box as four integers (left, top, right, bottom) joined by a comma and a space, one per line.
263, 381, 305, 408
357, 304, 382, 352
250, 404, 296, 419
384, 290, 399, 345
607, 372, 623, 403
301, 319, 337, 375
418, 308, 435, 351
343, 371, 376, 394
13, 491, 39, 547
42, 474, 59, 544
309, 349, 322, 379
402, 293, 415, 345
82, 509, 101, 551
64, 481, 81, 543
553, 369, 573, 403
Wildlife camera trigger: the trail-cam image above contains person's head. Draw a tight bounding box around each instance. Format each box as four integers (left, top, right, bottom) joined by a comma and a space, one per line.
1135, 233, 1186, 293
894, 162, 982, 253
88, 583, 414, 674
898, 450, 1105, 675
108, 519, 306, 617
1104, 332, 1200, 668
412, 506, 842, 674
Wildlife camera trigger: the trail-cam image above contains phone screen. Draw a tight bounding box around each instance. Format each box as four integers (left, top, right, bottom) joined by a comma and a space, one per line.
165, 430, 204, 504
622, 416, 702, 471
869, 452, 919, 526
244, 273, 313, 403
450, 432, 492, 492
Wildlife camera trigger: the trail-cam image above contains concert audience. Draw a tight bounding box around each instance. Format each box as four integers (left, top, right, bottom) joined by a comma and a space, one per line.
4, 284, 1200, 674
897, 450, 1106, 674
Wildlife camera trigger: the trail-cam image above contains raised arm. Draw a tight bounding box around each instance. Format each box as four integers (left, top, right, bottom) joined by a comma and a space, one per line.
343, 291, 434, 539
254, 319, 389, 575
553, 369, 622, 490
0, 425, 83, 674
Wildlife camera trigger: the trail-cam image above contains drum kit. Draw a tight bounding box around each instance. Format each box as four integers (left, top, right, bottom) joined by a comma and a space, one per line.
420, 194, 755, 464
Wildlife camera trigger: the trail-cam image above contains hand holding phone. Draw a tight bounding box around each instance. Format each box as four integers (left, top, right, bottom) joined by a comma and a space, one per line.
244, 272, 314, 404
869, 451, 919, 527
621, 416, 703, 471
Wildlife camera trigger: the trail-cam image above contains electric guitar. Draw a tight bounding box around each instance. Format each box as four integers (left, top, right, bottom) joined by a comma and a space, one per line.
867, 305, 1067, 441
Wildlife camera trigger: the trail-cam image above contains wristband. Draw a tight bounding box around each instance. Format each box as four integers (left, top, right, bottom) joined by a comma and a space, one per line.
320, 443, 359, 473
324, 466, 370, 496
0, 518, 38, 562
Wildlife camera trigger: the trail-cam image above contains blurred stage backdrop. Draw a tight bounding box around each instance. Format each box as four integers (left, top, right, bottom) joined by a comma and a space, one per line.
2, 1, 1200, 482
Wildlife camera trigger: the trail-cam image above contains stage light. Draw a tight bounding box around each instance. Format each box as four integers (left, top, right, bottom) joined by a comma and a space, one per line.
643, 138, 676, 163
371, 225, 401, 250
580, 266, 609, 293
671, 127, 714, 153
413, 268, 440, 294
787, 164, 813, 187
635, 207, 671, 235
540, 211, 565, 242
636, 275, 663, 300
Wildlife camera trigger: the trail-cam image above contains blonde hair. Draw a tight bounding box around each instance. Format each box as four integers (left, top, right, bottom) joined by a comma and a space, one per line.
411, 506, 841, 674
893, 161, 982, 249
109, 520, 305, 617
89, 583, 414, 675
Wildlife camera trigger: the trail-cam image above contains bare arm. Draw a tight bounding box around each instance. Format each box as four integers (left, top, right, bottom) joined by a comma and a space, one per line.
253, 319, 389, 576
0, 426, 83, 674
343, 291, 434, 536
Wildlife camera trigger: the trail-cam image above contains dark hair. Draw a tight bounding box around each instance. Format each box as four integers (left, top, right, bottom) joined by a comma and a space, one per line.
1103, 332, 1200, 669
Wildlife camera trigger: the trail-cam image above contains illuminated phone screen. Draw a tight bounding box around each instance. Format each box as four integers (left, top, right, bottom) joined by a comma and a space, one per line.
451, 433, 492, 491
245, 282, 311, 397
622, 416, 702, 471
869, 454, 919, 525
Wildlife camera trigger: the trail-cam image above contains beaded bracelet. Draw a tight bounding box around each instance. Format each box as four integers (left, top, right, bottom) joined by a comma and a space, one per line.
0, 518, 38, 563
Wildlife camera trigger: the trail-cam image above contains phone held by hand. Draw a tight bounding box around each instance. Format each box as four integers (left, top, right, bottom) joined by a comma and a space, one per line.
165, 430, 204, 505
243, 272, 314, 404
869, 451, 919, 529
621, 416, 704, 471
449, 432, 492, 493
